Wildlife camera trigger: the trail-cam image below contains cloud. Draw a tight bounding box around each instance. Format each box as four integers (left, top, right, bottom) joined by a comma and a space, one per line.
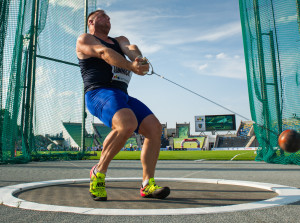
59, 23, 78, 37
109, 10, 242, 55
277, 14, 297, 24
198, 64, 208, 71
216, 53, 227, 59
98, 0, 119, 7
184, 53, 247, 80
54, 8, 241, 56
49, 0, 82, 11
185, 63, 208, 73
139, 44, 163, 55
49, 0, 120, 11
58, 91, 74, 97
109, 10, 164, 54
36, 66, 54, 86
194, 22, 241, 42
157, 22, 242, 45
43, 88, 55, 99
205, 54, 213, 59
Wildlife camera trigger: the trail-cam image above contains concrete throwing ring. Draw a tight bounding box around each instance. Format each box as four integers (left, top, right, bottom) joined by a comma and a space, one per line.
1, 178, 300, 215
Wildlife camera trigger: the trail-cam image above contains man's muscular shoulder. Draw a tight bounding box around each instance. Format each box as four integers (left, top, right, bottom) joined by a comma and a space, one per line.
77, 33, 95, 45
115, 36, 130, 46
76, 34, 106, 59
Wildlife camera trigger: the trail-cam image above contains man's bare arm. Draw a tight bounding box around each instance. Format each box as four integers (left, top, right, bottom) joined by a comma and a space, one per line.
115, 36, 143, 61
76, 34, 147, 75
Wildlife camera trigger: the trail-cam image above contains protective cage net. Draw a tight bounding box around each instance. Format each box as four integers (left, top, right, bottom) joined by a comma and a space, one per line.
0, 0, 102, 163
239, 0, 300, 164
2, 0, 300, 164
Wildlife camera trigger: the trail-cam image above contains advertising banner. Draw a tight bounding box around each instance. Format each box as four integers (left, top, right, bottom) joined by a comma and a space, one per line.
173, 137, 205, 149
195, 116, 205, 132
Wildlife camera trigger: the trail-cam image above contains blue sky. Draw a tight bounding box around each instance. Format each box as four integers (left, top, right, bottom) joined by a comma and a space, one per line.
100, 0, 250, 133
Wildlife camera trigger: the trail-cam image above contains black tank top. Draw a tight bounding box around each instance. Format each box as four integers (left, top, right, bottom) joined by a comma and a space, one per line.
78, 36, 132, 94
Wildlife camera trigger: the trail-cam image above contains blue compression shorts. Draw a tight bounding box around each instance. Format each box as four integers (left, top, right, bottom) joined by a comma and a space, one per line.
85, 87, 153, 133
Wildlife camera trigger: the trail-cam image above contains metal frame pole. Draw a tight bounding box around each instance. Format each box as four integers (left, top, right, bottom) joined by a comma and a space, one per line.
28, 0, 40, 150
269, 31, 282, 133
24, 0, 40, 153
81, 0, 88, 152
253, 0, 271, 145
297, 0, 300, 33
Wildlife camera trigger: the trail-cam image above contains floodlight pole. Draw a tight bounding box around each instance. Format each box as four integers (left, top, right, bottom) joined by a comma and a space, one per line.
81, 0, 88, 152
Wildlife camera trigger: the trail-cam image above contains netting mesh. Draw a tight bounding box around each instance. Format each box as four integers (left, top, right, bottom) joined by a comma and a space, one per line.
239, 0, 300, 164
0, 0, 101, 163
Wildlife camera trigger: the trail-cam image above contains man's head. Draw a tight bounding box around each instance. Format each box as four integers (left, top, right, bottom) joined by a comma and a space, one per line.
87, 9, 111, 35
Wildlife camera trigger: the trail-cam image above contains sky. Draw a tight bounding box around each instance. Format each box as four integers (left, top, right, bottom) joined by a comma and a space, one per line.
99, 0, 251, 134
3, 0, 251, 136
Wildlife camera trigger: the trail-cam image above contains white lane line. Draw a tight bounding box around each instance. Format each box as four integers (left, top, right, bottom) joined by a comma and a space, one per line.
182, 161, 230, 178
1, 178, 300, 216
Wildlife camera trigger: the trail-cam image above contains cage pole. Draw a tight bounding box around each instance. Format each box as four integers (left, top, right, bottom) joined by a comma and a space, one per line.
296, 0, 300, 33
81, 0, 89, 152
269, 31, 282, 133
28, 0, 40, 150
24, 0, 40, 154
253, 0, 271, 146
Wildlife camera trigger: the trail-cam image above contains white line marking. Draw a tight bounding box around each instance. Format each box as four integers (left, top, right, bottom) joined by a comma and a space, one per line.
231, 153, 248, 161
1, 178, 300, 216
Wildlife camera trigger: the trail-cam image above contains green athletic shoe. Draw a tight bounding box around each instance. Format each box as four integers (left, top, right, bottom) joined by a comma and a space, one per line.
140, 178, 170, 199
89, 165, 107, 201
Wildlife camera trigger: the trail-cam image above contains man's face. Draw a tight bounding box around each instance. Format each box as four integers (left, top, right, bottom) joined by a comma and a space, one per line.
89, 10, 111, 33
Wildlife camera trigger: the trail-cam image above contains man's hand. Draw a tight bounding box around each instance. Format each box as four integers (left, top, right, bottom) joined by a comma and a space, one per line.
135, 55, 149, 65
130, 57, 149, 75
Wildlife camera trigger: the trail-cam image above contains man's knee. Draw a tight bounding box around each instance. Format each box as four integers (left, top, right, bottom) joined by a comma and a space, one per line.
152, 121, 162, 137
140, 117, 162, 139
119, 122, 137, 138
112, 108, 138, 138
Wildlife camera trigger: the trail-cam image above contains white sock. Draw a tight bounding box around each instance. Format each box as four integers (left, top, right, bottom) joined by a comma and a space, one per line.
142, 179, 149, 187
93, 166, 106, 176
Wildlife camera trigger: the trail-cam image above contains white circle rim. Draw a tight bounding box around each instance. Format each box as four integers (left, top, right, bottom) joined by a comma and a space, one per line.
1, 177, 300, 216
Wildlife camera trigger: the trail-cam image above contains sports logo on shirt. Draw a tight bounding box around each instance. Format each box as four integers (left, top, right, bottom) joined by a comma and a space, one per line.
111, 66, 132, 84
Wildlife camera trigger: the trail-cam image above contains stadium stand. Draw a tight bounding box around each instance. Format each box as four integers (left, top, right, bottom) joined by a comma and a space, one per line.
62, 122, 83, 148
213, 121, 259, 148
124, 137, 138, 150
93, 123, 111, 145
161, 137, 169, 148
246, 136, 259, 147
92, 123, 137, 149
217, 136, 252, 148
237, 121, 253, 136
61, 121, 261, 150
62, 122, 95, 148
34, 135, 52, 151
282, 118, 300, 131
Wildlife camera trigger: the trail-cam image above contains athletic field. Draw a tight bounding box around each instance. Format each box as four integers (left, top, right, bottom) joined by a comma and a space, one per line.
92, 150, 256, 160
32, 150, 257, 161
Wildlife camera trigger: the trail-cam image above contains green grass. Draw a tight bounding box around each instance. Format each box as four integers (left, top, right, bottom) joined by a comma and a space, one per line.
14, 150, 257, 161
85, 150, 257, 161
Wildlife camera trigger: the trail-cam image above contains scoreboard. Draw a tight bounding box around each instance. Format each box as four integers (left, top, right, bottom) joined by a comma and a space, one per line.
195, 114, 236, 132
